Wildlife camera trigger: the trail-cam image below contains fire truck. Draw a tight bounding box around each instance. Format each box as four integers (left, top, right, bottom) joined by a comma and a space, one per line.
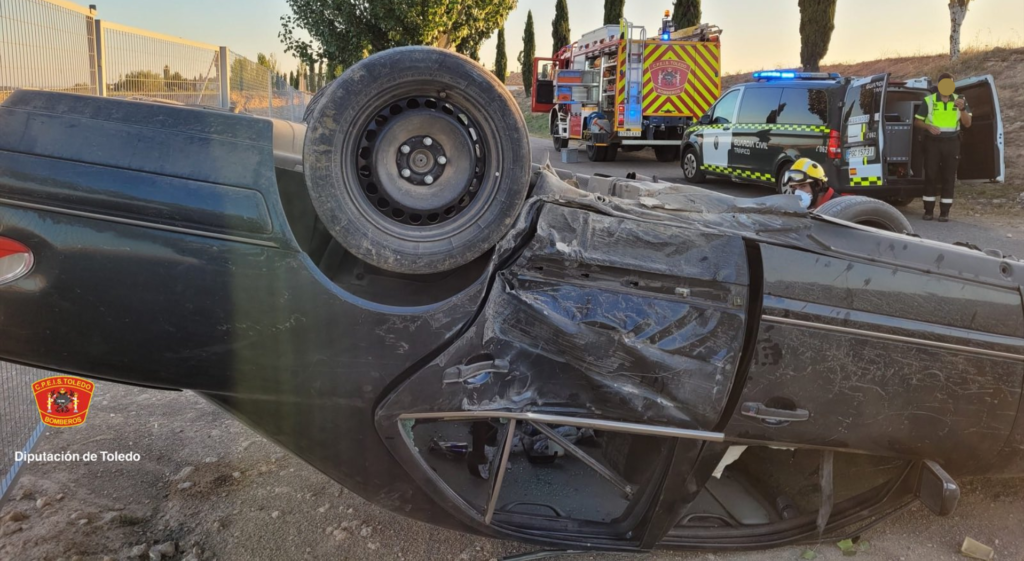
532, 11, 722, 162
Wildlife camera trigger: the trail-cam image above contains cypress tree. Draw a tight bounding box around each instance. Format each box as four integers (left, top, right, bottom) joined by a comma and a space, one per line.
494, 27, 508, 83
603, 0, 625, 25
671, 0, 701, 30
552, 0, 570, 56
798, 0, 838, 72
520, 10, 536, 97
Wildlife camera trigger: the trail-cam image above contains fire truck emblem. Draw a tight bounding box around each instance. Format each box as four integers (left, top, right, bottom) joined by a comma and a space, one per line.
649, 60, 691, 96
32, 376, 95, 428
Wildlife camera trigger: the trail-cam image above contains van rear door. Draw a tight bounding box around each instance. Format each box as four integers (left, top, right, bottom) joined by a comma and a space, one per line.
955, 75, 1005, 182
840, 74, 888, 189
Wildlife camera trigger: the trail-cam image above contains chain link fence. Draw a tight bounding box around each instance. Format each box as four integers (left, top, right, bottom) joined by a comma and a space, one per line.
0, 364, 47, 502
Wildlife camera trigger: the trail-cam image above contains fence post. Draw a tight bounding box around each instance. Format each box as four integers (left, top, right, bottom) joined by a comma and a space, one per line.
94, 19, 106, 96
219, 47, 231, 109
268, 71, 274, 119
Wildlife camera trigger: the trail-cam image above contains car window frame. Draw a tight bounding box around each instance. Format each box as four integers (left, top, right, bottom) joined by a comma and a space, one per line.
777, 86, 831, 127
735, 86, 784, 125
710, 87, 743, 125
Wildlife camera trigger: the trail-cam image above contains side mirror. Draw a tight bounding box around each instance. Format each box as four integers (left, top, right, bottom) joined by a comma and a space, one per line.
916, 460, 959, 517
699, 114, 712, 125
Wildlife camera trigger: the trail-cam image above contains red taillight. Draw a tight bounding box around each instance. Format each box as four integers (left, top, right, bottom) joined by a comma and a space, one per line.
617, 105, 625, 127
0, 237, 33, 285
827, 130, 841, 160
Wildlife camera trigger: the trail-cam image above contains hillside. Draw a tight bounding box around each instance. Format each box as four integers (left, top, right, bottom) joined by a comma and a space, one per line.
725, 47, 1024, 188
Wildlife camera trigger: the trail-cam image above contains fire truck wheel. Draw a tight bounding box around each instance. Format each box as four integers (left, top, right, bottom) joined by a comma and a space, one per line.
815, 196, 914, 234
586, 141, 608, 162
551, 120, 568, 152
681, 148, 706, 183
303, 47, 531, 275
605, 144, 619, 162
655, 146, 681, 163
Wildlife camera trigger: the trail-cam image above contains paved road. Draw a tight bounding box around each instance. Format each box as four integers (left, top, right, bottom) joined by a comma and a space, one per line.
530, 136, 1024, 257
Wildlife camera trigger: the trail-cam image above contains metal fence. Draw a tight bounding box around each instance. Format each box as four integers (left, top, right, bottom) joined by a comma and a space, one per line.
0, 0, 97, 103
0, 364, 46, 502
0, 0, 309, 120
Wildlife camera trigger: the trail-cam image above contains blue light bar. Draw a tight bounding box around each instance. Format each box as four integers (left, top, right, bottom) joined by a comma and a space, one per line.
752, 70, 842, 81
661, 32, 670, 41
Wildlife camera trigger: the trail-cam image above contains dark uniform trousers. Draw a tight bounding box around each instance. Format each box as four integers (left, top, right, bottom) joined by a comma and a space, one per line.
924, 136, 960, 217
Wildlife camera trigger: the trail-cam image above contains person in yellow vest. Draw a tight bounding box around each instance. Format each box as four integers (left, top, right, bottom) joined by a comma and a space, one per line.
914, 72, 972, 222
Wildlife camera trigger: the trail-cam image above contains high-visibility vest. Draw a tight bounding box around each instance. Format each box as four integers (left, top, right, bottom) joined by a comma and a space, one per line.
923, 93, 962, 133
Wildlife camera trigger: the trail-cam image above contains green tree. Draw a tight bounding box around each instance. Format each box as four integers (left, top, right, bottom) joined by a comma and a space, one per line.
798, 0, 838, 72
453, 1, 517, 61
288, 70, 295, 89
115, 70, 166, 94
518, 10, 536, 97
257, 52, 279, 75
948, 0, 972, 61
603, 0, 625, 25
552, 0, 570, 56
280, 0, 517, 72
494, 27, 508, 82
671, 0, 701, 30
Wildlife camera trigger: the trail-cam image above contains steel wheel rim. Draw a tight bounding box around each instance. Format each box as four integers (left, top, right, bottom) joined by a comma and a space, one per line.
355, 96, 487, 230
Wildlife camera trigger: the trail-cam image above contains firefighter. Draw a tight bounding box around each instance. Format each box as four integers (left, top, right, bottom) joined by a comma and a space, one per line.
915, 72, 972, 222
782, 158, 835, 209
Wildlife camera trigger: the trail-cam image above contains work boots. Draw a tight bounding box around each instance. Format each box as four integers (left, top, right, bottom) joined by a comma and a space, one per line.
923, 199, 935, 221
939, 202, 952, 222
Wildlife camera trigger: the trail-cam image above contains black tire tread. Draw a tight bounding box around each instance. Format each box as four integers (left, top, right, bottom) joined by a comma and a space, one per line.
815, 196, 914, 234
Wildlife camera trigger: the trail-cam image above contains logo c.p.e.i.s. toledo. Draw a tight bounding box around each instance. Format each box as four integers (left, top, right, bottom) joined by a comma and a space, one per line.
32, 376, 95, 427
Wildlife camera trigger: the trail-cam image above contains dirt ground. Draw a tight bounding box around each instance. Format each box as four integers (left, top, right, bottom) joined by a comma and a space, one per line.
1, 380, 1023, 561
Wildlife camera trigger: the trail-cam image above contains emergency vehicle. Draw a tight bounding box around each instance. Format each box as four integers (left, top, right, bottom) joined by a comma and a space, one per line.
680, 71, 1005, 204
531, 11, 722, 162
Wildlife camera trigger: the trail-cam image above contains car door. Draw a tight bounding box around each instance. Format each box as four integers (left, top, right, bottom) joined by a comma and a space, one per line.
954, 75, 1005, 181
731, 86, 782, 183
376, 203, 752, 543
840, 73, 888, 189
531, 57, 556, 113
701, 87, 742, 175
724, 236, 1024, 476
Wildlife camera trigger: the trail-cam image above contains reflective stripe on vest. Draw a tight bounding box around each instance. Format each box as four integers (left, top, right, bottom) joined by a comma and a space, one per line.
924, 93, 961, 132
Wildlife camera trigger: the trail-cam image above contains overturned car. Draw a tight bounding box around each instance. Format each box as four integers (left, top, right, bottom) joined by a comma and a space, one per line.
1, 47, 1022, 553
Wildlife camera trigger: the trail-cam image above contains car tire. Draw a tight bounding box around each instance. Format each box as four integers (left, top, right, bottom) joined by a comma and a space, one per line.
883, 196, 915, 207
681, 148, 706, 183
655, 145, 681, 162
815, 196, 914, 234
586, 140, 608, 162
605, 143, 619, 162
775, 161, 793, 194
303, 46, 531, 275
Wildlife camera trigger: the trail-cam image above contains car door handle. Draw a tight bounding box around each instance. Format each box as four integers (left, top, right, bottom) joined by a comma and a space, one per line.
443, 358, 510, 384
740, 402, 810, 423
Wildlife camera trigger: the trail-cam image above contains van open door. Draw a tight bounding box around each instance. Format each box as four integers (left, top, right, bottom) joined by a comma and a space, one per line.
955, 75, 1005, 182
840, 73, 888, 188
531, 57, 556, 113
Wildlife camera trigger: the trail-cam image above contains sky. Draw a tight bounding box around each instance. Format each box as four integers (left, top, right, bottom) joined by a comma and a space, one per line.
88, 0, 1023, 76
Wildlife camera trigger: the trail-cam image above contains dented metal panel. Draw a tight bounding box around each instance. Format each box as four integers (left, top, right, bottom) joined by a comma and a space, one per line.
379, 204, 749, 430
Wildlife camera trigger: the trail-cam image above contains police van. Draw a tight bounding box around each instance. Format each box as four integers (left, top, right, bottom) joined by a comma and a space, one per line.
679, 71, 1005, 205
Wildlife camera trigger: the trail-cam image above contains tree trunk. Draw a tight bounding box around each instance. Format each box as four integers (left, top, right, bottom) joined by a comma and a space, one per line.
948, 2, 967, 61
